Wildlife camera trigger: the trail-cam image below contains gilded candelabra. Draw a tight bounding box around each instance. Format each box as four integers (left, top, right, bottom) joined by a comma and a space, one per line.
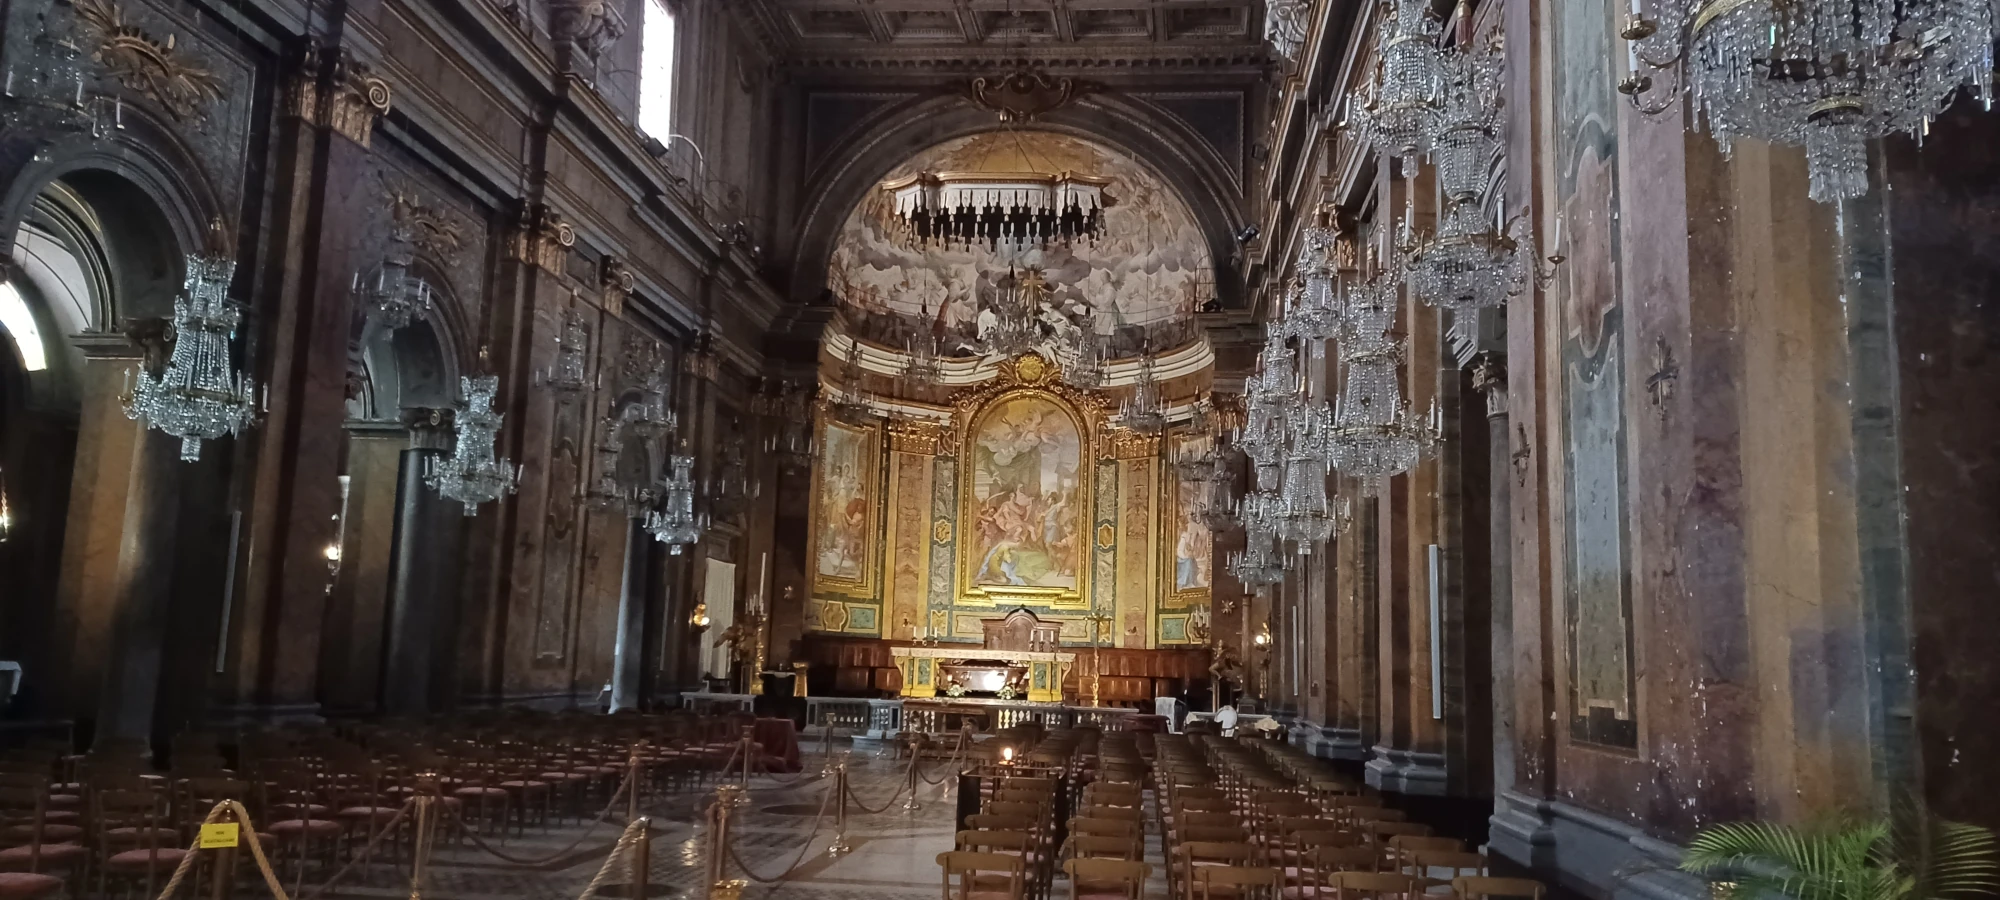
1084, 612, 1113, 707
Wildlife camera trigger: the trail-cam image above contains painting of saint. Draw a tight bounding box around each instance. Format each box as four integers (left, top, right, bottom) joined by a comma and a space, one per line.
815, 422, 875, 583
1174, 480, 1212, 591
969, 395, 1084, 590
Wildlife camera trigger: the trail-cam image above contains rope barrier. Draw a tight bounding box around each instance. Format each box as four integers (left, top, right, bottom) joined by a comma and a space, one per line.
296, 799, 415, 900
572, 819, 651, 900
150, 800, 296, 900
841, 758, 915, 815
723, 776, 837, 884
916, 732, 971, 786
446, 754, 642, 867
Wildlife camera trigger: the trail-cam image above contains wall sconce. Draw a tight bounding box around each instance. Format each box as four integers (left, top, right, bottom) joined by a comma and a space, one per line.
1000, 746, 1015, 765
1253, 623, 1272, 649
690, 601, 711, 632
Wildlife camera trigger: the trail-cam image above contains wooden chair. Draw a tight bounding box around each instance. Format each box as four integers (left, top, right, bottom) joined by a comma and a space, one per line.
939, 850, 1028, 900
1406, 851, 1486, 893
1065, 858, 1151, 900
1175, 841, 1258, 900
1452, 876, 1546, 900
1067, 834, 1140, 862
959, 830, 1037, 855
1191, 865, 1281, 900
1329, 872, 1417, 900
92, 788, 187, 900
0, 783, 87, 888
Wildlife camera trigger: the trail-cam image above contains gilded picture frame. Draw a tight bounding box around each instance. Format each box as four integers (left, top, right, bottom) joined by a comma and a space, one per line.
810, 412, 884, 600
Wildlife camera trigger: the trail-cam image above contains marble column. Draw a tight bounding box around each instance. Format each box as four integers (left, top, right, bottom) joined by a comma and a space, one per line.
381, 410, 452, 715
610, 518, 649, 712
95, 427, 184, 749
319, 420, 408, 714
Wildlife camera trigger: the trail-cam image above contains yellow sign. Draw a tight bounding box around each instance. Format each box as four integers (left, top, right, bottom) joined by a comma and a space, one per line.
199, 823, 240, 849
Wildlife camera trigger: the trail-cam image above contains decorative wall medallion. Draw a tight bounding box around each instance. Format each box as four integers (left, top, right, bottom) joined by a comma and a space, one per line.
1013, 352, 1050, 384
966, 70, 1097, 122
74, 0, 223, 122
325, 56, 392, 146
392, 189, 466, 267
933, 518, 953, 544
1096, 523, 1116, 548
551, 0, 628, 61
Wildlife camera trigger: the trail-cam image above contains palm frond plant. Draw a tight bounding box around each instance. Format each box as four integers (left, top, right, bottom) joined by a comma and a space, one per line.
1680, 814, 2000, 900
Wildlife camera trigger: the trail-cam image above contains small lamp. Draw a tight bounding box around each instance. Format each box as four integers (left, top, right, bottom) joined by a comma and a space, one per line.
690, 601, 711, 631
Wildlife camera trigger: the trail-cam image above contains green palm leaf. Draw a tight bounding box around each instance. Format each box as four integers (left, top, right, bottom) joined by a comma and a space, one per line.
1683, 815, 1998, 900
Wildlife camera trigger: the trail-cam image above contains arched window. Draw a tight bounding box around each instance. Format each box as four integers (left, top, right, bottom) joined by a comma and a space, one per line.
638, 0, 676, 139
0, 284, 46, 372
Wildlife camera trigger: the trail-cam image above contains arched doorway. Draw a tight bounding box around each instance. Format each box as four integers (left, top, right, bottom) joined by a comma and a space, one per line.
0, 168, 236, 751
319, 275, 467, 717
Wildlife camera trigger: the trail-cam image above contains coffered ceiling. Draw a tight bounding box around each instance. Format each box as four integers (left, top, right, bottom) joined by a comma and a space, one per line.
737, 0, 1270, 69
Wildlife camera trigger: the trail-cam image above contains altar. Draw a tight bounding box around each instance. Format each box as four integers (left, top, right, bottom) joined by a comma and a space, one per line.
890, 609, 1075, 703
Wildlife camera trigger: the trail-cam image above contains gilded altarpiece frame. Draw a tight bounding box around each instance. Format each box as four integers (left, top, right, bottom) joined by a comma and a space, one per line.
954, 387, 1097, 611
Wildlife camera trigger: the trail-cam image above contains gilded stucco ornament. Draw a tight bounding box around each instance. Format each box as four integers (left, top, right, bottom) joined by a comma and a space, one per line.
74, 0, 222, 122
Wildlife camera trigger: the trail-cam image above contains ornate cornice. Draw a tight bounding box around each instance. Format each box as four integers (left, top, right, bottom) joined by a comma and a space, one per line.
965, 70, 1099, 122
888, 420, 951, 455
391, 188, 466, 267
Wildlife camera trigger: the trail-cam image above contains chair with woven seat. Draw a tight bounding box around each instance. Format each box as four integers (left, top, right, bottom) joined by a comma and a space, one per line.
1065, 858, 1150, 900
939, 850, 1027, 900
1066, 834, 1140, 862
1452, 876, 1545, 900
1174, 841, 1258, 900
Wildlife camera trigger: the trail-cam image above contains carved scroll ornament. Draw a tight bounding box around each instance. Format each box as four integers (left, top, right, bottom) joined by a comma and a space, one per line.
73, 0, 223, 122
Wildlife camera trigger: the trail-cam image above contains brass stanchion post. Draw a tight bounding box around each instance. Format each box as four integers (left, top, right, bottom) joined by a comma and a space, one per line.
409, 794, 436, 900
210, 805, 237, 900
627, 743, 645, 824
900, 745, 922, 811
633, 816, 654, 899
709, 785, 747, 900
739, 727, 755, 791
826, 754, 852, 857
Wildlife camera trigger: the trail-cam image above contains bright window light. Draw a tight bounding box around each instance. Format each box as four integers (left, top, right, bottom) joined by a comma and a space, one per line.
0, 283, 47, 372
638, 0, 676, 139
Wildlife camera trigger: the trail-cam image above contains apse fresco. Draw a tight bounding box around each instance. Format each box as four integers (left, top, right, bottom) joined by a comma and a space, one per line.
828, 131, 1212, 355
968, 395, 1085, 589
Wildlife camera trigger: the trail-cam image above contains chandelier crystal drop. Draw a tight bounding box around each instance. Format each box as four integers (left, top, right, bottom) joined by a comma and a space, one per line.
1348, 0, 1449, 174
533, 308, 595, 393
883, 171, 1110, 251
124, 253, 263, 462
1627, 0, 1995, 201
644, 450, 707, 554
1434, 46, 1506, 203
353, 228, 434, 330
1115, 354, 1169, 434
1227, 513, 1290, 586
1405, 200, 1531, 310
1288, 227, 1346, 351
426, 376, 522, 515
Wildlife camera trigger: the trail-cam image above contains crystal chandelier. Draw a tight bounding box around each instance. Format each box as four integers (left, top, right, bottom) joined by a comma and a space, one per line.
1327, 342, 1441, 496
584, 397, 677, 515
1, 3, 103, 136
974, 268, 1042, 359
1347, 0, 1448, 174
1288, 226, 1346, 351
644, 449, 707, 554
1267, 0, 1314, 64
353, 227, 433, 330
426, 376, 522, 515
533, 308, 595, 393
124, 253, 263, 462
1227, 516, 1289, 586
1405, 199, 1531, 310
1621, 0, 1995, 201
1115, 354, 1168, 434
1196, 472, 1240, 532
760, 380, 817, 473
1060, 323, 1104, 389
882, 171, 1110, 250
827, 338, 876, 425
905, 301, 945, 385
